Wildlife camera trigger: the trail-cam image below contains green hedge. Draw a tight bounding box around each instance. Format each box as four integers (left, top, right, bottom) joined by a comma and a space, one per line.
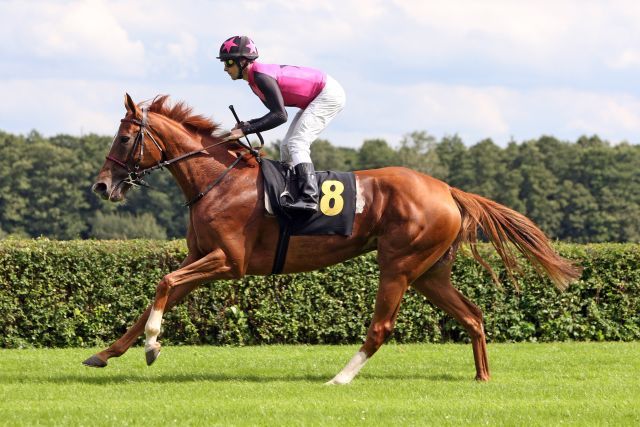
0, 239, 638, 348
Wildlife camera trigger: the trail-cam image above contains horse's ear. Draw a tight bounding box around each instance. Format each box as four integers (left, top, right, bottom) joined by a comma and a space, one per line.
124, 93, 140, 117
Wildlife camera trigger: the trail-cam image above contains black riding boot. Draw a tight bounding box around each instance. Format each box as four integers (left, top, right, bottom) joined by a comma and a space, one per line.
286, 163, 319, 213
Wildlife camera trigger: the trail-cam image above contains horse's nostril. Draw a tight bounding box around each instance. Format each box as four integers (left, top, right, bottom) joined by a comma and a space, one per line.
92, 182, 108, 198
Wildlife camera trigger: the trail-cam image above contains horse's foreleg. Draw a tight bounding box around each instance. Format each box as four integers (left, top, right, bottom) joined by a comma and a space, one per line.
83, 282, 199, 367
326, 274, 408, 385
412, 263, 490, 381
83, 254, 199, 368
144, 248, 233, 366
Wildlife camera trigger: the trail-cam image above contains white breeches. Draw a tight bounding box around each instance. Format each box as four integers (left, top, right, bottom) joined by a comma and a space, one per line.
280, 75, 346, 166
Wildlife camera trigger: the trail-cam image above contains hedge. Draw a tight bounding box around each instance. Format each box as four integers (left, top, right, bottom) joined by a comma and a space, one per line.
0, 239, 638, 348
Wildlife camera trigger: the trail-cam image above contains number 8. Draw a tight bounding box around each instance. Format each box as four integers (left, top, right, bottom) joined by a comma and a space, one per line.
320, 180, 345, 216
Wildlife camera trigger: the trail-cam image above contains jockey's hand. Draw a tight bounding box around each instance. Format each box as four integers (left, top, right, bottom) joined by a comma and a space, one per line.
222, 128, 245, 142
232, 121, 248, 130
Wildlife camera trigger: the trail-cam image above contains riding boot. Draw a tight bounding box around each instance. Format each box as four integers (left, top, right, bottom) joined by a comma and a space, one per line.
285, 162, 319, 213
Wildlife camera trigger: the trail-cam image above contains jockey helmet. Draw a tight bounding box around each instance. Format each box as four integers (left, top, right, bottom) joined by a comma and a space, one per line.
217, 36, 259, 61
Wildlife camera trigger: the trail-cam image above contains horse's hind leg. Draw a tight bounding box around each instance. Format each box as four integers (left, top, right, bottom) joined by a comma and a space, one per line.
326, 272, 409, 385
327, 233, 456, 385
412, 261, 490, 381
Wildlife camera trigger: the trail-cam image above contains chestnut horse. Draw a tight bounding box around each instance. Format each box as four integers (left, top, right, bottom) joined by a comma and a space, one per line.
85, 94, 581, 383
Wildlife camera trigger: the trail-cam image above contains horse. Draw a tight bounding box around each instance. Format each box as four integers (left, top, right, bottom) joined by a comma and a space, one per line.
85, 93, 581, 384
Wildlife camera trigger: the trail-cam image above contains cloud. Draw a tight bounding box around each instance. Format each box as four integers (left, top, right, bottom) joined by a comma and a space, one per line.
607, 49, 640, 70
0, 79, 126, 135
1, 0, 146, 77
338, 79, 640, 146
377, 0, 640, 88
1, 0, 639, 148
157, 32, 200, 79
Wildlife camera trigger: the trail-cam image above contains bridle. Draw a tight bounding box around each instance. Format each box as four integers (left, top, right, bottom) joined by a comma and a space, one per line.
105, 106, 262, 207
106, 107, 164, 189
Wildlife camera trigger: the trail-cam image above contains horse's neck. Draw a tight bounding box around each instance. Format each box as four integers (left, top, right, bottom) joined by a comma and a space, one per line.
160, 127, 229, 202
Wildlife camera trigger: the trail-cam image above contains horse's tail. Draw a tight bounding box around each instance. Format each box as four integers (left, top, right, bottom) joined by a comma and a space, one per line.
449, 187, 581, 291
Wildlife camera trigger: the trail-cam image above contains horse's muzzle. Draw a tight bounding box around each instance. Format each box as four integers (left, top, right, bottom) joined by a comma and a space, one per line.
92, 182, 110, 200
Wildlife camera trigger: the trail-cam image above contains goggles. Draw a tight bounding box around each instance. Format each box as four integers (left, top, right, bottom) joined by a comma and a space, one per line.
224, 59, 236, 67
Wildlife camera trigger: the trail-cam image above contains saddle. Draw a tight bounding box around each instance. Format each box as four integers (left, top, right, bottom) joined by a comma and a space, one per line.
260, 159, 357, 273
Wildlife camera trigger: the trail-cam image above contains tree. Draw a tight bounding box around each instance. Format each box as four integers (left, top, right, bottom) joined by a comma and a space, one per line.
0, 131, 31, 236
555, 180, 600, 242
1, 127, 639, 243
89, 211, 167, 239
514, 141, 562, 237
120, 171, 188, 238
496, 141, 526, 213
397, 131, 447, 179
311, 139, 359, 171
463, 138, 505, 200
358, 139, 399, 170
27, 145, 89, 238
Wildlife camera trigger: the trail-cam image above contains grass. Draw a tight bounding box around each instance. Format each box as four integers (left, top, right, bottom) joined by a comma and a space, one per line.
0, 342, 639, 426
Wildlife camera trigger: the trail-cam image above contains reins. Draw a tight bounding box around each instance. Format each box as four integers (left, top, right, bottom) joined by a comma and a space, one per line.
105, 106, 262, 208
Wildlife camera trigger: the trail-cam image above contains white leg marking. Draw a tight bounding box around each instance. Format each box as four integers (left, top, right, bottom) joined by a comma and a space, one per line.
144, 308, 163, 351
325, 351, 368, 385
355, 177, 365, 213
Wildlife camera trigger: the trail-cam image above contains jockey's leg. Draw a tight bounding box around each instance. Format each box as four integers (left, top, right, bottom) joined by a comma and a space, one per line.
280, 110, 302, 165
283, 76, 345, 213
287, 162, 319, 212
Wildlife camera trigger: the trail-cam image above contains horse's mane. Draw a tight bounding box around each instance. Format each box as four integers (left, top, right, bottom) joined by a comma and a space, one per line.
146, 95, 220, 136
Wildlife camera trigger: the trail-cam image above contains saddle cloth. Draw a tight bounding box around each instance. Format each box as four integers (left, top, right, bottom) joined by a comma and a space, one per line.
260, 158, 356, 236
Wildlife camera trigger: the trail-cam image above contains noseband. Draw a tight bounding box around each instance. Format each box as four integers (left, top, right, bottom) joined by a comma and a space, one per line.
105, 107, 262, 207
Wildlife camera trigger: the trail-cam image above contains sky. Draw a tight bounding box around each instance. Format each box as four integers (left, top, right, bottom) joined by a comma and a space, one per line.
1, 0, 639, 148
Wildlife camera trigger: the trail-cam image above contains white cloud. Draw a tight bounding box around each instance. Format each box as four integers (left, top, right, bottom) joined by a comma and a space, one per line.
1, 0, 146, 76
607, 49, 640, 70
0, 79, 126, 135
339, 79, 640, 146
388, 0, 640, 73
1, 0, 639, 148
160, 32, 200, 79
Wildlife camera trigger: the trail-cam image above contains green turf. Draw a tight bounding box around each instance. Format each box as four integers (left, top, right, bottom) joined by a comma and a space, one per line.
0, 343, 638, 426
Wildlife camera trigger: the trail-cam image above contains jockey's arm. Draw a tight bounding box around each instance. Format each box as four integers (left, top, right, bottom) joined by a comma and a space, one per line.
241, 72, 288, 135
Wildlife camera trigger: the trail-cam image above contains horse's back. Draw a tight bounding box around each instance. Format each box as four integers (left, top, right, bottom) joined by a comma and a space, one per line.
354, 166, 458, 213
352, 166, 461, 243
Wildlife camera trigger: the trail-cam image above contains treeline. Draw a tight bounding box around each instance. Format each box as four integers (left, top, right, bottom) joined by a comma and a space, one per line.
0, 130, 638, 242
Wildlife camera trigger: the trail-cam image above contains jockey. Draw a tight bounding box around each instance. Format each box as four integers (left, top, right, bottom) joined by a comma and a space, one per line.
218, 35, 346, 213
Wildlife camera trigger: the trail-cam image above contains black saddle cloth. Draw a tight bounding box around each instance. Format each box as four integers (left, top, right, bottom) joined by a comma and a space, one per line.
260, 158, 356, 236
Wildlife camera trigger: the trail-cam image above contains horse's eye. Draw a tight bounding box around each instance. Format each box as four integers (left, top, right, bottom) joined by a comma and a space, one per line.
120, 135, 131, 144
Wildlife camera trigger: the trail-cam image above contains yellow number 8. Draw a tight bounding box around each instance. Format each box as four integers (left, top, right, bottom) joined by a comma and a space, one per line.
320, 180, 345, 216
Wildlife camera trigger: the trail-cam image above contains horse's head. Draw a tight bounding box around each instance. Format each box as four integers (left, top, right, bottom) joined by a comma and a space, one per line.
92, 93, 166, 202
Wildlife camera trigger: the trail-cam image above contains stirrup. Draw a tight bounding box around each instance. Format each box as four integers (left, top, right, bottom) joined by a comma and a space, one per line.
284, 199, 318, 213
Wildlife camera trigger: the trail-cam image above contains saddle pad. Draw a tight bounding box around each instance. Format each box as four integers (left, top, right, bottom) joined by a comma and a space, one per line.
260, 158, 356, 236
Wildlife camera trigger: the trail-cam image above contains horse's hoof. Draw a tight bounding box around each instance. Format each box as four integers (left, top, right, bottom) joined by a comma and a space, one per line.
82, 355, 108, 368
475, 374, 490, 382
324, 377, 350, 385
145, 346, 161, 366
